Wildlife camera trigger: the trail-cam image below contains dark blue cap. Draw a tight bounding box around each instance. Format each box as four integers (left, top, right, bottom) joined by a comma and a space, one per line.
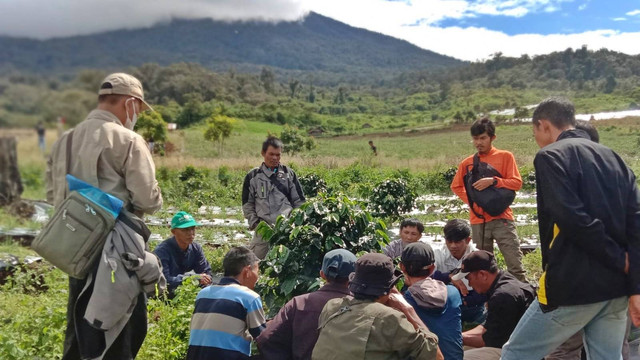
321, 249, 356, 280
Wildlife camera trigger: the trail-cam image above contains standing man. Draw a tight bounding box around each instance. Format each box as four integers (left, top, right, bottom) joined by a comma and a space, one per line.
501, 97, 640, 360
154, 211, 212, 297
452, 251, 535, 360
256, 249, 356, 360
450, 117, 526, 282
368, 140, 378, 156
187, 246, 266, 360
242, 136, 305, 259
46, 73, 163, 359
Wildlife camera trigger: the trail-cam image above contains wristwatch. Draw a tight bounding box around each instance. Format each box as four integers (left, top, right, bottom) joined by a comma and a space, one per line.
492, 178, 498, 186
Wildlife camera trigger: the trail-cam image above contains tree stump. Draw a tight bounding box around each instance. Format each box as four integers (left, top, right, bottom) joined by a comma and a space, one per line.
0, 137, 23, 206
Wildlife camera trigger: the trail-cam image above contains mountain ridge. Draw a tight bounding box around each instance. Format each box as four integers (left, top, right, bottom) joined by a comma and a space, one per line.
0, 12, 464, 78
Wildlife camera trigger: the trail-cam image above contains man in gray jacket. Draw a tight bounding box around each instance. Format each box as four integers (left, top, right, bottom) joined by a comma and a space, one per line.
47, 72, 162, 359
242, 136, 305, 259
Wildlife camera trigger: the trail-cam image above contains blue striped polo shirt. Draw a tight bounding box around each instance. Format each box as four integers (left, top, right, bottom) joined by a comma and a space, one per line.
187, 277, 266, 360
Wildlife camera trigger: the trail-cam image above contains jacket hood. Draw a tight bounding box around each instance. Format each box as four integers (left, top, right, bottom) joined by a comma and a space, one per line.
407, 278, 447, 309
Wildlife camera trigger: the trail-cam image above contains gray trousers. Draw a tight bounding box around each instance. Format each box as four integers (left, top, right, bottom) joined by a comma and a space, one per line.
471, 219, 526, 282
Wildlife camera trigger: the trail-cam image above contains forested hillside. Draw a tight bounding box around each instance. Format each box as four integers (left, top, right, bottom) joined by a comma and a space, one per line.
1, 45, 639, 134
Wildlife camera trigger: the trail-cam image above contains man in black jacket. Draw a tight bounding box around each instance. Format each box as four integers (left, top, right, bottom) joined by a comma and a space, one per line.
501, 97, 640, 360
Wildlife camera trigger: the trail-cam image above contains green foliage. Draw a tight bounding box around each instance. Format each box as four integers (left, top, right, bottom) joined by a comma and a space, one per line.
279, 125, 317, 155
136, 110, 168, 145
0, 267, 67, 360
367, 178, 417, 220
138, 280, 200, 360
256, 194, 389, 316
176, 93, 208, 128
203, 114, 235, 154
298, 173, 327, 198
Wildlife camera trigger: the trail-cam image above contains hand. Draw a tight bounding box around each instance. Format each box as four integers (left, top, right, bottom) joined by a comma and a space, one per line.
472, 177, 495, 191
629, 295, 640, 327
199, 274, 212, 286
386, 292, 412, 313
451, 278, 469, 296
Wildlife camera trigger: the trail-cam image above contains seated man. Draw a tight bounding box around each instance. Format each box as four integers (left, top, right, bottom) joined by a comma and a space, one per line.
256, 249, 357, 360
187, 246, 266, 360
451, 251, 535, 360
383, 218, 424, 259
432, 218, 487, 324
154, 211, 212, 295
312, 253, 442, 360
401, 242, 463, 360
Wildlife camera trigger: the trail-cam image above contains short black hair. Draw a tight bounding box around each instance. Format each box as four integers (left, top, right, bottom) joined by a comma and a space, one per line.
532, 97, 576, 129
470, 117, 495, 137
443, 219, 471, 242
402, 261, 432, 277
262, 136, 283, 153
223, 246, 259, 277
400, 218, 424, 233
575, 120, 599, 143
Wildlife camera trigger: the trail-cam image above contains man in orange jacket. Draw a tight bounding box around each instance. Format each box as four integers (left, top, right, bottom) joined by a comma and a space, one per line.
451, 118, 526, 282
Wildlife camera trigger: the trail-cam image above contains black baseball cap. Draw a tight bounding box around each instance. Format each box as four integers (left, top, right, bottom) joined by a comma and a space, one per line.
401, 242, 435, 266
451, 250, 496, 280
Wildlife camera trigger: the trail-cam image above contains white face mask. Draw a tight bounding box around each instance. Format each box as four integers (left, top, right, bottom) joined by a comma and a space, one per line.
124, 98, 139, 130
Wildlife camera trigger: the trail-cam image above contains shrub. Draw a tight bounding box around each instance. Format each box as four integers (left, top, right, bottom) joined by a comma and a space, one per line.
298, 173, 327, 198
255, 194, 389, 316
367, 178, 417, 220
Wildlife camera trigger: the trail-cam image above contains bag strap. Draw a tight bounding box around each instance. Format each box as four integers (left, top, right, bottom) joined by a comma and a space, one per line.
65, 130, 74, 175
260, 167, 294, 205
465, 160, 485, 220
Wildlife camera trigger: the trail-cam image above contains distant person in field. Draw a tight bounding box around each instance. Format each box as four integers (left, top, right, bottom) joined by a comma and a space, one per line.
383, 218, 424, 259
153, 211, 212, 297
432, 219, 487, 325
501, 97, 640, 360
242, 136, 305, 259
36, 121, 46, 153
450, 117, 526, 282
368, 140, 378, 156
256, 249, 356, 360
187, 246, 266, 360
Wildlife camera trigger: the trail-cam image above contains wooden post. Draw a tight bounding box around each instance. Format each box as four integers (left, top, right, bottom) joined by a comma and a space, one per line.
0, 137, 23, 206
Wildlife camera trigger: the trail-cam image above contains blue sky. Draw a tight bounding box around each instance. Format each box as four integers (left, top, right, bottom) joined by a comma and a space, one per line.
0, 0, 638, 61
434, 1, 640, 35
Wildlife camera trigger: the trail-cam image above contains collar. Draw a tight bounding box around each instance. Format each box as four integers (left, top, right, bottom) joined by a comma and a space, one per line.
218, 277, 241, 286
260, 163, 281, 176
88, 109, 123, 125
318, 282, 351, 295
477, 147, 497, 158
486, 270, 504, 297
168, 236, 189, 253
557, 128, 590, 142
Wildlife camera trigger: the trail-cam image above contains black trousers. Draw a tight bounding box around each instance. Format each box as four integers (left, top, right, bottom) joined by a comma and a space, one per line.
62, 276, 147, 360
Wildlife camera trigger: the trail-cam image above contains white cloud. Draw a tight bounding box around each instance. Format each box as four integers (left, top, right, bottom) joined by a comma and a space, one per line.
626, 9, 640, 16
612, 17, 627, 21
0, 0, 309, 39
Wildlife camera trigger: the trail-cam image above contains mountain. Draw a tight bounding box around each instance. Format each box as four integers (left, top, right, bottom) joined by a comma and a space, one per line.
0, 12, 463, 78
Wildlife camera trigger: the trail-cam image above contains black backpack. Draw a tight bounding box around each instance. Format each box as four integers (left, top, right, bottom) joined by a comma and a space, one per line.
463, 153, 516, 217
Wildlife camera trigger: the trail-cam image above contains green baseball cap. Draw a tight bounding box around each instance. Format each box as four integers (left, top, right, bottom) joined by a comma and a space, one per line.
171, 211, 199, 229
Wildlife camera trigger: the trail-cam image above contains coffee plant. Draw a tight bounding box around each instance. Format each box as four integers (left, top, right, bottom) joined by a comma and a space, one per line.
367, 178, 417, 220
255, 193, 389, 316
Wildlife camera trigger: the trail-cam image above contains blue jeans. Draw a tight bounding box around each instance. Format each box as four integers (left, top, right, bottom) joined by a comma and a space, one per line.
501, 297, 628, 360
